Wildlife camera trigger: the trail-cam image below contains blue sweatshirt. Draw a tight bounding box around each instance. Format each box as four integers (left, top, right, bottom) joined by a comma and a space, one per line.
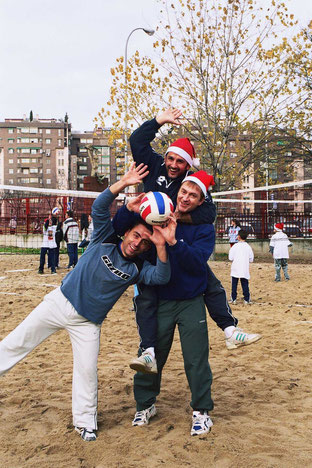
61, 189, 170, 324
130, 118, 216, 224
113, 206, 215, 300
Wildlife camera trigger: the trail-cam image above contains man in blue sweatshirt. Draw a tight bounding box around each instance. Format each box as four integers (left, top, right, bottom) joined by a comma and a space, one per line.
128, 108, 261, 354
0, 163, 171, 443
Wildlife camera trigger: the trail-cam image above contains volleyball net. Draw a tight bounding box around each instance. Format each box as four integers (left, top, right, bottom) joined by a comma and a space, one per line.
0, 179, 311, 252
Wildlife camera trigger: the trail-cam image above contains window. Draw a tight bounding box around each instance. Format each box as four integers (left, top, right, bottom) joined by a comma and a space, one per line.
8, 148, 14, 154
30, 168, 38, 174
21, 127, 29, 133
8, 138, 14, 143
79, 148, 87, 152
45, 138, 51, 144
8, 128, 14, 134
21, 148, 30, 154
58, 129, 62, 136
39, 129, 42, 134
58, 139, 62, 146
46, 159, 50, 164
29, 127, 38, 133
31, 158, 37, 163
79, 165, 88, 170
30, 177, 39, 183
9, 169, 14, 174
9, 179, 14, 184
87, 138, 93, 143
22, 169, 29, 174
9, 159, 14, 164
30, 138, 38, 143
46, 129, 51, 134
46, 179, 51, 184
230, 152, 237, 159
45, 149, 51, 156
20, 178, 30, 184
46, 169, 51, 174
21, 158, 30, 163
80, 138, 87, 143
30, 149, 37, 154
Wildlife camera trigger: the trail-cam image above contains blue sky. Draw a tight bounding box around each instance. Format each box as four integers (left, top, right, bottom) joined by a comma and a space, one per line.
0, 0, 311, 131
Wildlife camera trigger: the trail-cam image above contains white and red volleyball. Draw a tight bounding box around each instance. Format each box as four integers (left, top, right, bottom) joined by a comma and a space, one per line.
139, 192, 174, 225
52, 206, 60, 216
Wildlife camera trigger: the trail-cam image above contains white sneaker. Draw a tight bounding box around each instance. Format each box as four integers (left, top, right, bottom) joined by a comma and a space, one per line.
244, 300, 252, 305
132, 404, 157, 426
191, 411, 213, 436
226, 328, 262, 350
75, 426, 97, 441
229, 299, 237, 305
130, 351, 157, 374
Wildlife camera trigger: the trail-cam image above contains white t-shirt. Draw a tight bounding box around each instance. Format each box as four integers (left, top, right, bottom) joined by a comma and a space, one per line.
269, 231, 292, 259
41, 224, 57, 249
229, 241, 254, 279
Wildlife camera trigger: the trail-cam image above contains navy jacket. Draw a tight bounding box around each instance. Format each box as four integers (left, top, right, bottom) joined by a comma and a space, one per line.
130, 117, 216, 224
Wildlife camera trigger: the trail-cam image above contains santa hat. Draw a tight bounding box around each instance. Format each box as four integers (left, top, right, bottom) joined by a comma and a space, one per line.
166, 138, 200, 168
274, 223, 284, 231
182, 171, 215, 197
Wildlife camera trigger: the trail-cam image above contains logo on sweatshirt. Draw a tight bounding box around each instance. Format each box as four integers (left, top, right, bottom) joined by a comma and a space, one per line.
102, 255, 131, 280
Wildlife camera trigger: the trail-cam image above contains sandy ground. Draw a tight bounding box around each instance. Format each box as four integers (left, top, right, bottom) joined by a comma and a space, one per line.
0, 254, 311, 468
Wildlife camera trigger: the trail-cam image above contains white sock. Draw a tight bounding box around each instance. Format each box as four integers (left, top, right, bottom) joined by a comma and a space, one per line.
224, 326, 236, 339
144, 347, 155, 358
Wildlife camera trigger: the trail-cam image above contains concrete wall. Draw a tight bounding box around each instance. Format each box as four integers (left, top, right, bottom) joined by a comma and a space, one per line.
215, 238, 312, 260
0, 234, 311, 260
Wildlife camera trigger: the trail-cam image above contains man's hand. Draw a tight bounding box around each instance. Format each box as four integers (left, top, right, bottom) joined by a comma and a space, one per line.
109, 163, 149, 196
154, 215, 177, 246
127, 192, 146, 213
156, 108, 183, 126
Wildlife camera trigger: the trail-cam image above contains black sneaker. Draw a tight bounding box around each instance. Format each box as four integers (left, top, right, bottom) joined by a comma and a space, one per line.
38, 269, 43, 274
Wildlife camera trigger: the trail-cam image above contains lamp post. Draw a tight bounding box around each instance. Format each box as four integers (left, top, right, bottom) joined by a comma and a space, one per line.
124, 27, 154, 191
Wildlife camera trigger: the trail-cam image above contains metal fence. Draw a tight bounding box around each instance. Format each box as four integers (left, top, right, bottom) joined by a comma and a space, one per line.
0, 193, 311, 252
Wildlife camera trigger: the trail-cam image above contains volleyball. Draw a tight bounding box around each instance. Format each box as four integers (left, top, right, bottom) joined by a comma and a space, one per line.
139, 191, 174, 226
52, 206, 60, 216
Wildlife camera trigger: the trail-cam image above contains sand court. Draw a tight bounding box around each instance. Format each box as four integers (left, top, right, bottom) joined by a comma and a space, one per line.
0, 254, 311, 468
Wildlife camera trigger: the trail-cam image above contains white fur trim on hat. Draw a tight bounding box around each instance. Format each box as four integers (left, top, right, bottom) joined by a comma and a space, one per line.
182, 175, 207, 197
166, 146, 200, 168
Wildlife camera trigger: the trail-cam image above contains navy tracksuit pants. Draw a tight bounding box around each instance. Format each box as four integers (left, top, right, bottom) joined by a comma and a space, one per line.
134, 264, 238, 350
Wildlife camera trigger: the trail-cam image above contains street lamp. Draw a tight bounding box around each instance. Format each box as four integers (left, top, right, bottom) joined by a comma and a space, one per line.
124, 27, 155, 190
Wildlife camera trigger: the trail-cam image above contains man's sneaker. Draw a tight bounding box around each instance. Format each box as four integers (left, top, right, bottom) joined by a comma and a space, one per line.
38, 269, 43, 274
191, 411, 213, 436
129, 351, 157, 374
229, 299, 237, 305
226, 328, 262, 350
132, 404, 157, 426
51, 270, 57, 275
244, 300, 252, 305
75, 426, 97, 442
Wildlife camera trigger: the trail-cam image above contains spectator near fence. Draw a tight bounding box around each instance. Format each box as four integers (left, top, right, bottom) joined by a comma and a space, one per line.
63, 210, 79, 269
38, 215, 57, 274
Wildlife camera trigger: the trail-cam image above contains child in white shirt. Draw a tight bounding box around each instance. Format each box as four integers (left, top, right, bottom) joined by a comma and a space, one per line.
269, 223, 292, 282
229, 230, 254, 304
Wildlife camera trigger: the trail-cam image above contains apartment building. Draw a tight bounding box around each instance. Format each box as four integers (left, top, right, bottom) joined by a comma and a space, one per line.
70, 127, 117, 190
0, 114, 70, 190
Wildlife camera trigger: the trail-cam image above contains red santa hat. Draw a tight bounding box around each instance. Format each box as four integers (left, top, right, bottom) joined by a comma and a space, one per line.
166, 138, 200, 168
182, 171, 215, 197
274, 223, 284, 231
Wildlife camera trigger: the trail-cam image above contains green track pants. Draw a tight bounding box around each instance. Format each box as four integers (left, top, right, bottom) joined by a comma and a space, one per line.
134, 295, 213, 412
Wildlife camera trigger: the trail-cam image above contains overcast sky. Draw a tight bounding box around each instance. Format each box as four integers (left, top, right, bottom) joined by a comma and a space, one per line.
0, 0, 311, 132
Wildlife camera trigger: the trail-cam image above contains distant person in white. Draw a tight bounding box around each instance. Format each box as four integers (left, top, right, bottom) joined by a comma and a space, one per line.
269, 223, 292, 282
229, 230, 254, 305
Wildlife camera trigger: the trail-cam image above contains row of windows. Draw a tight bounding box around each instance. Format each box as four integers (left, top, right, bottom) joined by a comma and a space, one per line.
7, 128, 63, 136
7, 178, 51, 184
6, 138, 63, 145
7, 148, 52, 155
17, 158, 51, 164
8, 168, 51, 174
